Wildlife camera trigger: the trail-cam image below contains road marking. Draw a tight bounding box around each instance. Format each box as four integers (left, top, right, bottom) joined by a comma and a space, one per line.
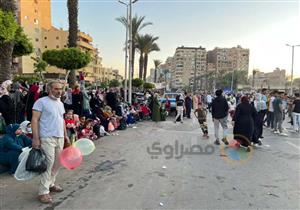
286, 141, 300, 152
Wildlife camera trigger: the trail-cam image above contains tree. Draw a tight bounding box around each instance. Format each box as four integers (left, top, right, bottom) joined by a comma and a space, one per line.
42, 48, 91, 82
143, 36, 160, 81
0, 8, 18, 82
153, 59, 162, 83
32, 57, 47, 81
116, 15, 152, 78
136, 34, 147, 79
217, 70, 248, 90
143, 82, 155, 90
12, 27, 33, 58
67, 0, 79, 87
109, 79, 120, 88
132, 78, 144, 88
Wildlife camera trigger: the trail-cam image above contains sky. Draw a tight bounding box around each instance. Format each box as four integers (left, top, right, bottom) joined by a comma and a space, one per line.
51, 0, 300, 78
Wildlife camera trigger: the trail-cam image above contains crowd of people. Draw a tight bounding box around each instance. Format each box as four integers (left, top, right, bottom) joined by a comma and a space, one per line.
0, 78, 299, 203
170, 88, 300, 152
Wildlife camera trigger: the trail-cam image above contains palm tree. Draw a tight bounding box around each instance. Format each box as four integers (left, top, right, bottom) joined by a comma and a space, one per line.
141, 35, 159, 81
153, 59, 162, 83
116, 15, 152, 78
136, 34, 148, 79
0, 0, 17, 82
67, 0, 78, 87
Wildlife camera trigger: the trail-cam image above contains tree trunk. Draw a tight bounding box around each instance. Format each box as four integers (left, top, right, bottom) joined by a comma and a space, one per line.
0, 0, 17, 82
0, 42, 14, 82
138, 53, 144, 79
143, 54, 148, 81
67, 0, 78, 88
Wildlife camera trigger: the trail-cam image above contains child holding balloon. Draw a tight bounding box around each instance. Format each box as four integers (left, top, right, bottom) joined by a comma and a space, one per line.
64, 110, 77, 143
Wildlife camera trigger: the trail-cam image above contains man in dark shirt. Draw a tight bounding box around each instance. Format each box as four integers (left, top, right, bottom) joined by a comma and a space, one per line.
273, 91, 287, 136
211, 89, 229, 145
292, 93, 300, 132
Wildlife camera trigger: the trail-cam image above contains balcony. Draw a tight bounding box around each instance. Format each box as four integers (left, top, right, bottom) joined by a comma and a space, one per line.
77, 40, 94, 51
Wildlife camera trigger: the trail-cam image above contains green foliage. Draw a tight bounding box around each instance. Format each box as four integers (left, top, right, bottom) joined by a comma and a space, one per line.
32, 57, 47, 80
12, 27, 33, 57
217, 70, 248, 90
109, 79, 120, 88
42, 48, 91, 71
0, 9, 18, 44
143, 82, 155, 89
13, 75, 40, 84
132, 78, 144, 88
100, 81, 108, 89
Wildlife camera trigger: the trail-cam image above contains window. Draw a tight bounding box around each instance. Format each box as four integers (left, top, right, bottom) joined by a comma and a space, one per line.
45, 46, 48, 49
44, 37, 47, 40
34, 19, 38, 25
35, 38, 39, 42
64, 45, 67, 48
56, 37, 59, 40
34, 0, 38, 3
56, 45, 59, 49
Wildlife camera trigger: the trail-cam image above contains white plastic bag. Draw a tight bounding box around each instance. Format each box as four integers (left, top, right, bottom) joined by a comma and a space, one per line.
100, 125, 110, 137
14, 147, 39, 181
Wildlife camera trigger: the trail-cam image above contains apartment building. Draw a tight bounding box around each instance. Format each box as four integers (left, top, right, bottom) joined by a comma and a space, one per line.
171, 46, 207, 89
16, 0, 103, 83
207, 45, 249, 74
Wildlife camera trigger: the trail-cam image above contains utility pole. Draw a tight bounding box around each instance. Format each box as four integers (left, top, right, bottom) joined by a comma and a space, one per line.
193, 48, 197, 93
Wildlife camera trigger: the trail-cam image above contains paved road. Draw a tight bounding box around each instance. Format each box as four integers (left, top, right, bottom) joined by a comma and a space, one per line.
1, 115, 300, 210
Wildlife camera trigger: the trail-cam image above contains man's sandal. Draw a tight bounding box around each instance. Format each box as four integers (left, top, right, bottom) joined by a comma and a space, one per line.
38, 194, 53, 204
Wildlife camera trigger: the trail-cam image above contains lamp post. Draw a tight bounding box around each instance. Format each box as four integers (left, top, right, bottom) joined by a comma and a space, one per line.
230, 70, 234, 92
193, 48, 197, 93
286, 44, 300, 96
118, 0, 128, 102
118, 0, 138, 104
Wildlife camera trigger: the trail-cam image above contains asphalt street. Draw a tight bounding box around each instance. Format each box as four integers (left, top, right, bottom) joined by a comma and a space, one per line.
1, 115, 300, 210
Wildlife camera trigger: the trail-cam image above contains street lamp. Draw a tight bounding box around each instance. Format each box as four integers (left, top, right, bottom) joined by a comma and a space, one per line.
118, 0, 138, 104
286, 44, 300, 96
118, 0, 129, 102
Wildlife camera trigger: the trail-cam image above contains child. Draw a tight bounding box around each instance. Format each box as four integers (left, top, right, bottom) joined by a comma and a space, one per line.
64, 110, 77, 141
194, 103, 209, 139
79, 119, 98, 140
140, 103, 151, 120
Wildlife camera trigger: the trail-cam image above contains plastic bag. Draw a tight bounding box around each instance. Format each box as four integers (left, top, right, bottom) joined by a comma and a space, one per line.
14, 147, 39, 181
25, 148, 47, 173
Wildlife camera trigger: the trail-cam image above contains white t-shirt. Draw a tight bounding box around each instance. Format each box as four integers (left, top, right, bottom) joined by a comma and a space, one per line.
207, 95, 212, 103
33, 96, 65, 139
269, 96, 275, 112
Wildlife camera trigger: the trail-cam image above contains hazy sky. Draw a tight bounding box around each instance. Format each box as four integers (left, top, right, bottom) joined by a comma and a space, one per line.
51, 0, 300, 78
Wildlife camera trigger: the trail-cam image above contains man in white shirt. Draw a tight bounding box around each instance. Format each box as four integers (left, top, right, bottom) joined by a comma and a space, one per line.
31, 81, 69, 204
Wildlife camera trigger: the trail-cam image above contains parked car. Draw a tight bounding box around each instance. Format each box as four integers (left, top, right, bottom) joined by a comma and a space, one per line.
160, 92, 184, 111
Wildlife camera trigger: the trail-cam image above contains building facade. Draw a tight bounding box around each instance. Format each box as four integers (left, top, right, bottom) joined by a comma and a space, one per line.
16, 0, 104, 83
207, 45, 249, 74
251, 68, 287, 90
170, 46, 207, 89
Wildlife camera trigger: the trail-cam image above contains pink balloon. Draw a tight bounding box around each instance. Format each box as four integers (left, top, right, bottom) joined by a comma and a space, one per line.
229, 139, 240, 149
60, 146, 83, 170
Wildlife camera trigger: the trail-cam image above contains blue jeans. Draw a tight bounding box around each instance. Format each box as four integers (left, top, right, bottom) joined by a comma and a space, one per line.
293, 112, 300, 131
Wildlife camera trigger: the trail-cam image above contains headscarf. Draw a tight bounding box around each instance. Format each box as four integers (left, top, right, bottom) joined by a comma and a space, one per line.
5, 124, 20, 138
20, 121, 31, 134
29, 84, 40, 102
0, 80, 12, 98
